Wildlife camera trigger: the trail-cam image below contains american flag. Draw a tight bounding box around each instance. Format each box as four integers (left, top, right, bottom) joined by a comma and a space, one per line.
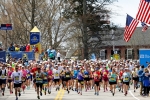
141, 22, 148, 32
136, 0, 150, 24
124, 15, 139, 42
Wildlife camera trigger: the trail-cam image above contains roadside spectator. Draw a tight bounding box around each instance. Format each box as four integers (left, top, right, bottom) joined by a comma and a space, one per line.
26, 44, 30, 52
57, 50, 61, 62
15, 44, 20, 51
20, 45, 24, 51
50, 47, 56, 60
8, 43, 15, 51
0, 47, 3, 51
47, 46, 51, 55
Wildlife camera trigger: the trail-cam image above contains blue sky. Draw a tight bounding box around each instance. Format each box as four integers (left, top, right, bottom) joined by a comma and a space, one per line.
110, 0, 140, 27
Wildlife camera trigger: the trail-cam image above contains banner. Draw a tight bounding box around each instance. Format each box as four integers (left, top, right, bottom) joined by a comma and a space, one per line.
30, 32, 40, 45
91, 53, 96, 61
0, 51, 6, 62
7, 51, 35, 60
30, 42, 41, 54
139, 49, 150, 67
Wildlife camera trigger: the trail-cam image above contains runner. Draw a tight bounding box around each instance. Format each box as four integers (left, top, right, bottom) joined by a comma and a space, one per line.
47, 65, 53, 94
35, 64, 44, 99
93, 66, 101, 96
102, 65, 109, 92
21, 65, 27, 93
77, 68, 84, 95
11, 65, 22, 100
83, 67, 90, 92
7, 66, 13, 94
0, 64, 7, 96
64, 66, 71, 93
42, 68, 48, 95
122, 68, 131, 96
109, 68, 117, 96
53, 65, 61, 91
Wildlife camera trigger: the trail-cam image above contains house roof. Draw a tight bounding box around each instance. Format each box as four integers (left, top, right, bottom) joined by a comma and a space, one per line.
106, 27, 150, 46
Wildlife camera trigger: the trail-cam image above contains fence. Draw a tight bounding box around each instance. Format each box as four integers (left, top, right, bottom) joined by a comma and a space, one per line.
0, 51, 35, 62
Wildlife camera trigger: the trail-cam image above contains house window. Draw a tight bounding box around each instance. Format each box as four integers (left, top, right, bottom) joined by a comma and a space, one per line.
127, 49, 133, 59
100, 49, 106, 60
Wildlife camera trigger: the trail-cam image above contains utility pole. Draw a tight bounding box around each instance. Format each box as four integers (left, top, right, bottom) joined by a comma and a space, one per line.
83, 0, 88, 59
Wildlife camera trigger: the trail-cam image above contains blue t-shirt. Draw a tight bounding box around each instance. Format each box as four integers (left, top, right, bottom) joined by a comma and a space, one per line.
73, 70, 79, 78
138, 69, 144, 82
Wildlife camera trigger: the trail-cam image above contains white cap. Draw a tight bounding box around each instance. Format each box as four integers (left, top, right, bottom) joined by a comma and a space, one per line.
18, 64, 22, 67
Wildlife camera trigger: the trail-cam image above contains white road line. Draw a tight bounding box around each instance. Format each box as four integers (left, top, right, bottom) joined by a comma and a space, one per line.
129, 90, 140, 100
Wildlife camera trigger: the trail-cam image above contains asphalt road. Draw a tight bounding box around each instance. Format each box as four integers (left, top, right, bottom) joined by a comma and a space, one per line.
0, 84, 149, 100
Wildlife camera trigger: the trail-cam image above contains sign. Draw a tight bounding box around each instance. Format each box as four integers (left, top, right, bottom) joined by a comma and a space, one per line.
30, 32, 40, 45
91, 53, 96, 61
139, 49, 150, 67
113, 54, 120, 60
7, 51, 35, 60
0, 51, 6, 62
0, 24, 12, 30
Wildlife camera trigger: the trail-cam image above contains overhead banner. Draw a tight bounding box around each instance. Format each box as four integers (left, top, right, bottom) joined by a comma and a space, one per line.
7, 51, 35, 61
30, 32, 40, 45
139, 49, 150, 67
0, 51, 6, 62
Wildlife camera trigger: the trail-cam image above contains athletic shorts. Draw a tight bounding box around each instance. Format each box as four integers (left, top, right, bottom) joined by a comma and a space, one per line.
123, 82, 129, 85
43, 80, 48, 84
33, 79, 36, 83
8, 79, 12, 83
78, 80, 84, 85
14, 83, 21, 88
36, 83, 43, 88
109, 82, 117, 85
94, 81, 100, 86
53, 79, 60, 84
103, 77, 108, 82
64, 78, 71, 82
84, 78, 90, 81
0, 79, 6, 85
133, 77, 139, 81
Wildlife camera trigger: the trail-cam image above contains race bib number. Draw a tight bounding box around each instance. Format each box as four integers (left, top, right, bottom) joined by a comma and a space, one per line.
22, 77, 25, 81
118, 80, 121, 82
66, 75, 70, 77
49, 76, 52, 78
125, 77, 129, 81
1, 74, 5, 78
81, 81, 84, 84
27, 74, 30, 77
36, 77, 41, 81
15, 76, 19, 81
55, 73, 59, 77
44, 77, 47, 80
111, 77, 115, 81
85, 75, 88, 78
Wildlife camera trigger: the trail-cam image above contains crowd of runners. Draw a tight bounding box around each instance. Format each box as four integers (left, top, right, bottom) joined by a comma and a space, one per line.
0, 58, 149, 100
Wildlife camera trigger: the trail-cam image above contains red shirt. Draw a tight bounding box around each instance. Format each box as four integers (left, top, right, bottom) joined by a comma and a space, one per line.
102, 70, 108, 78
93, 71, 100, 81
31, 67, 37, 77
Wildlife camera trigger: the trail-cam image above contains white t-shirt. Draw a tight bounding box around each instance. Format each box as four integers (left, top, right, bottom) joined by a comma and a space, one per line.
57, 52, 60, 57
53, 69, 60, 79
0, 69, 7, 79
11, 71, 22, 84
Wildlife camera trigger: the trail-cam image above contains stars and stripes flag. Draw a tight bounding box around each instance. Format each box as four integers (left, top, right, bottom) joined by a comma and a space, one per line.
141, 22, 148, 32
136, 0, 150, 24
124, 14, 139, 42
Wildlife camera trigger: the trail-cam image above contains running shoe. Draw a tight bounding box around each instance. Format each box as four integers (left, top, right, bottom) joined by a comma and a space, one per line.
19, 92, 21, 96
40, 91, 42, 96
37, 96, 40, 99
